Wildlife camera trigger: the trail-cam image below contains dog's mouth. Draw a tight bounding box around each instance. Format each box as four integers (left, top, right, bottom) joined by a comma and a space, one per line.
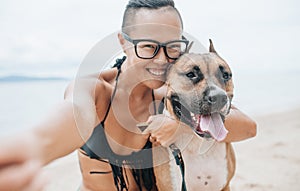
170, 95, 229, 141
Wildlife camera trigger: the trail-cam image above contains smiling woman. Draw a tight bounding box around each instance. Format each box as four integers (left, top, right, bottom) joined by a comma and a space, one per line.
0, 0, 257, 191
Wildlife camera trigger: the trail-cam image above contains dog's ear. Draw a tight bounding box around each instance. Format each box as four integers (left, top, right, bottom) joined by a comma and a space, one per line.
209, 39, 217, 54
209, 39, 227, 63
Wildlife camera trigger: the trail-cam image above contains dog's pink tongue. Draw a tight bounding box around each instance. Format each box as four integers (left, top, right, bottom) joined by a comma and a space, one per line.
200, 113, 228, 141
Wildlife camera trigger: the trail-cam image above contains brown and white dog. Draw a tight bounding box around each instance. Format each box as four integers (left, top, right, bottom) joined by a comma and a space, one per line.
153, 40, 236, 191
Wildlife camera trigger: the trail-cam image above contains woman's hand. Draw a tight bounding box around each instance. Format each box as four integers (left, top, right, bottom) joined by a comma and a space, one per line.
0, 137, 46, 191
143, 114, 191, 147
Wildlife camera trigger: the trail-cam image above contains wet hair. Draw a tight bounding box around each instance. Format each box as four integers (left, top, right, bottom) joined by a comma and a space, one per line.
122, 0, 183, 33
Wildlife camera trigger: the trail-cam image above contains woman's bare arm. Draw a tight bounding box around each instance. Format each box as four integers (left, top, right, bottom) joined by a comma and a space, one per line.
222, 105, 257, 143
32, 77, 106, 165
0, 77, 106, 190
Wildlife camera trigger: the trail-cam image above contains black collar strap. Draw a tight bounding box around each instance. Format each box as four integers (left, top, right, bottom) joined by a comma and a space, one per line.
169, 143, 187, 191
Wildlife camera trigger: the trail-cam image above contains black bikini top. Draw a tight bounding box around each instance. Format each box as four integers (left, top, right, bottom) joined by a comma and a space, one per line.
80, 56, 161, 191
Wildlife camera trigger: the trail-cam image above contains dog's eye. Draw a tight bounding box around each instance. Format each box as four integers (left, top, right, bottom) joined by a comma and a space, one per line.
219, 66, 232, 82
186, 72, 196, 79
185, 66, 204, 84
222, 72, 231, 81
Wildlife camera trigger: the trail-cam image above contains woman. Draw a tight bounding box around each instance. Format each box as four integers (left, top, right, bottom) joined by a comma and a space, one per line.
0, 0, 256, 191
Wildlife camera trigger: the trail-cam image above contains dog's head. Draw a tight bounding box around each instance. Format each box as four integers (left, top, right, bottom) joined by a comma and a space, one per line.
165, 40, 234, 141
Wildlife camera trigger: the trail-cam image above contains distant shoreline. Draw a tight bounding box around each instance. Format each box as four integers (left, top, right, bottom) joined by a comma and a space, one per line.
0, 75, 70, 82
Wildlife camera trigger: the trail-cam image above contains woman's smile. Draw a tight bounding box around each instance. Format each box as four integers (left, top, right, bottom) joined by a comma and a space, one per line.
146, 67, 167, 77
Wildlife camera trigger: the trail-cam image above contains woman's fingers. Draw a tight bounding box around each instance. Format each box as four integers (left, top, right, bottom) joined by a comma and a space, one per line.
149, 135, 156, 142
151, 118, 180, 146
0, 137, 45, 191
0, 161, 43, 191
141, 115, 164, 134
140, 114, 188, 147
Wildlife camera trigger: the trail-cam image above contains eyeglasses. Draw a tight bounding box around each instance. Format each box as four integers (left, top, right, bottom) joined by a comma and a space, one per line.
122, 32, 189, 60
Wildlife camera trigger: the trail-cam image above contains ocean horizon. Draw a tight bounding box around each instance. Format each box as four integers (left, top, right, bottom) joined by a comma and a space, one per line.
1, 66, 300, 137
0, 74, 70, 82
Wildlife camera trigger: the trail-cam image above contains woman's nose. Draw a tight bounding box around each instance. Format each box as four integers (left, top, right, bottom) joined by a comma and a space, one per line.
153, 47, 168, 64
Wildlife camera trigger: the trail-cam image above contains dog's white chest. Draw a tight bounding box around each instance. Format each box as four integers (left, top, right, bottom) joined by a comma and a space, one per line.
153, 135, 228, 191
183, 137, 228, 190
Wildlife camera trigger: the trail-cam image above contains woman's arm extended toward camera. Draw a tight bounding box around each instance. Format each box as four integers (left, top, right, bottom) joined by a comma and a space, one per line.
0, 78, 102, 191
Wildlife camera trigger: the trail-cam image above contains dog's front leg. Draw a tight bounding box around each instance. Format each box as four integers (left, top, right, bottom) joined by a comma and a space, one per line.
153, 145, 181, 191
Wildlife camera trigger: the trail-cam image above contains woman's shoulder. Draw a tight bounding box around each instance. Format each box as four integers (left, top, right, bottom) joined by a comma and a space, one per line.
64, 68, 118, 100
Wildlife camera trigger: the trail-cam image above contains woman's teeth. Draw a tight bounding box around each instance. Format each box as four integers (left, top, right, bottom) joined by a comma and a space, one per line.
148, 68, 166, 76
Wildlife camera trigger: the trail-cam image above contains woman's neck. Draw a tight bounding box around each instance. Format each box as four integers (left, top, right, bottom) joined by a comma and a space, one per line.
117, 62, 152, 100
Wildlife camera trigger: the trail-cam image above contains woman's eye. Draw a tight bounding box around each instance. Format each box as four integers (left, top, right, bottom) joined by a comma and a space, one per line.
142, 44, 156, 49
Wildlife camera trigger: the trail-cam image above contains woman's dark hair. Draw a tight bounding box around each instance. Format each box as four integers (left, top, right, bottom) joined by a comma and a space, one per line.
126, 0, 175, 8
122, 0, 183, 33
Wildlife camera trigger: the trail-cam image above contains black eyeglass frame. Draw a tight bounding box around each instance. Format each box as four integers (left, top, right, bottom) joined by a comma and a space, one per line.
122, 32, 189, 60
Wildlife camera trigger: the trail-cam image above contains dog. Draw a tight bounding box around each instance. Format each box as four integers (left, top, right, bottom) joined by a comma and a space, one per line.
152, 40, 236, 191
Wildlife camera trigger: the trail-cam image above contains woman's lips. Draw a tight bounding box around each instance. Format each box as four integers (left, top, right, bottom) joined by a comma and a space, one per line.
147, 68, 166, 76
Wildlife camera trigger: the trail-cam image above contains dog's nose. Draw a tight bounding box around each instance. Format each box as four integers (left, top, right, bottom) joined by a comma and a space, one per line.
207, 93, 228, 107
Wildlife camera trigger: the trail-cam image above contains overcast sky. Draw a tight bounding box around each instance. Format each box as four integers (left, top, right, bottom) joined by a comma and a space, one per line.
0, 0, 299, 76
0, 0, 299, 116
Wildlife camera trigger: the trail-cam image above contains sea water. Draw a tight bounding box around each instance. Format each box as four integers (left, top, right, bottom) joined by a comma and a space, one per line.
0, 80, 69, 136
0, 68, 300, 137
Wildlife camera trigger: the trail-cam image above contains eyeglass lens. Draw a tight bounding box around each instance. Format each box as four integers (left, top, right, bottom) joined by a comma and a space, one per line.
136, 41, 187, 59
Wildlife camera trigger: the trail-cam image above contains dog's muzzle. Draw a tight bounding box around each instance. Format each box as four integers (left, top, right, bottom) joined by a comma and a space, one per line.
169, 89, 230, 142
202, 91, 229, 115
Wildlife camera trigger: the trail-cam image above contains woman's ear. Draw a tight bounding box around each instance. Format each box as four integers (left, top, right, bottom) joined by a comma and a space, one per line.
118, 32, 127, 53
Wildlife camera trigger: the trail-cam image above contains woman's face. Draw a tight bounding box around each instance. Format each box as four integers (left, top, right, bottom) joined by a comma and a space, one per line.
120, 8, 183, 89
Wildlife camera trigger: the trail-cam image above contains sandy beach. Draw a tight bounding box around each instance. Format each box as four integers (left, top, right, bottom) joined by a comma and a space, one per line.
42, 107, 300, 191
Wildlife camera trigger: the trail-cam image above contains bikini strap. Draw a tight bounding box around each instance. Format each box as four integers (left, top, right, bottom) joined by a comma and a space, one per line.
151, 90, 157, 115
158, 97, 165, 114
102, 56, 126, 123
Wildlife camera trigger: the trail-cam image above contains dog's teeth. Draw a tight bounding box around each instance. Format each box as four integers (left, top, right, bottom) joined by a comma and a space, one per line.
190, 112, 196, 121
